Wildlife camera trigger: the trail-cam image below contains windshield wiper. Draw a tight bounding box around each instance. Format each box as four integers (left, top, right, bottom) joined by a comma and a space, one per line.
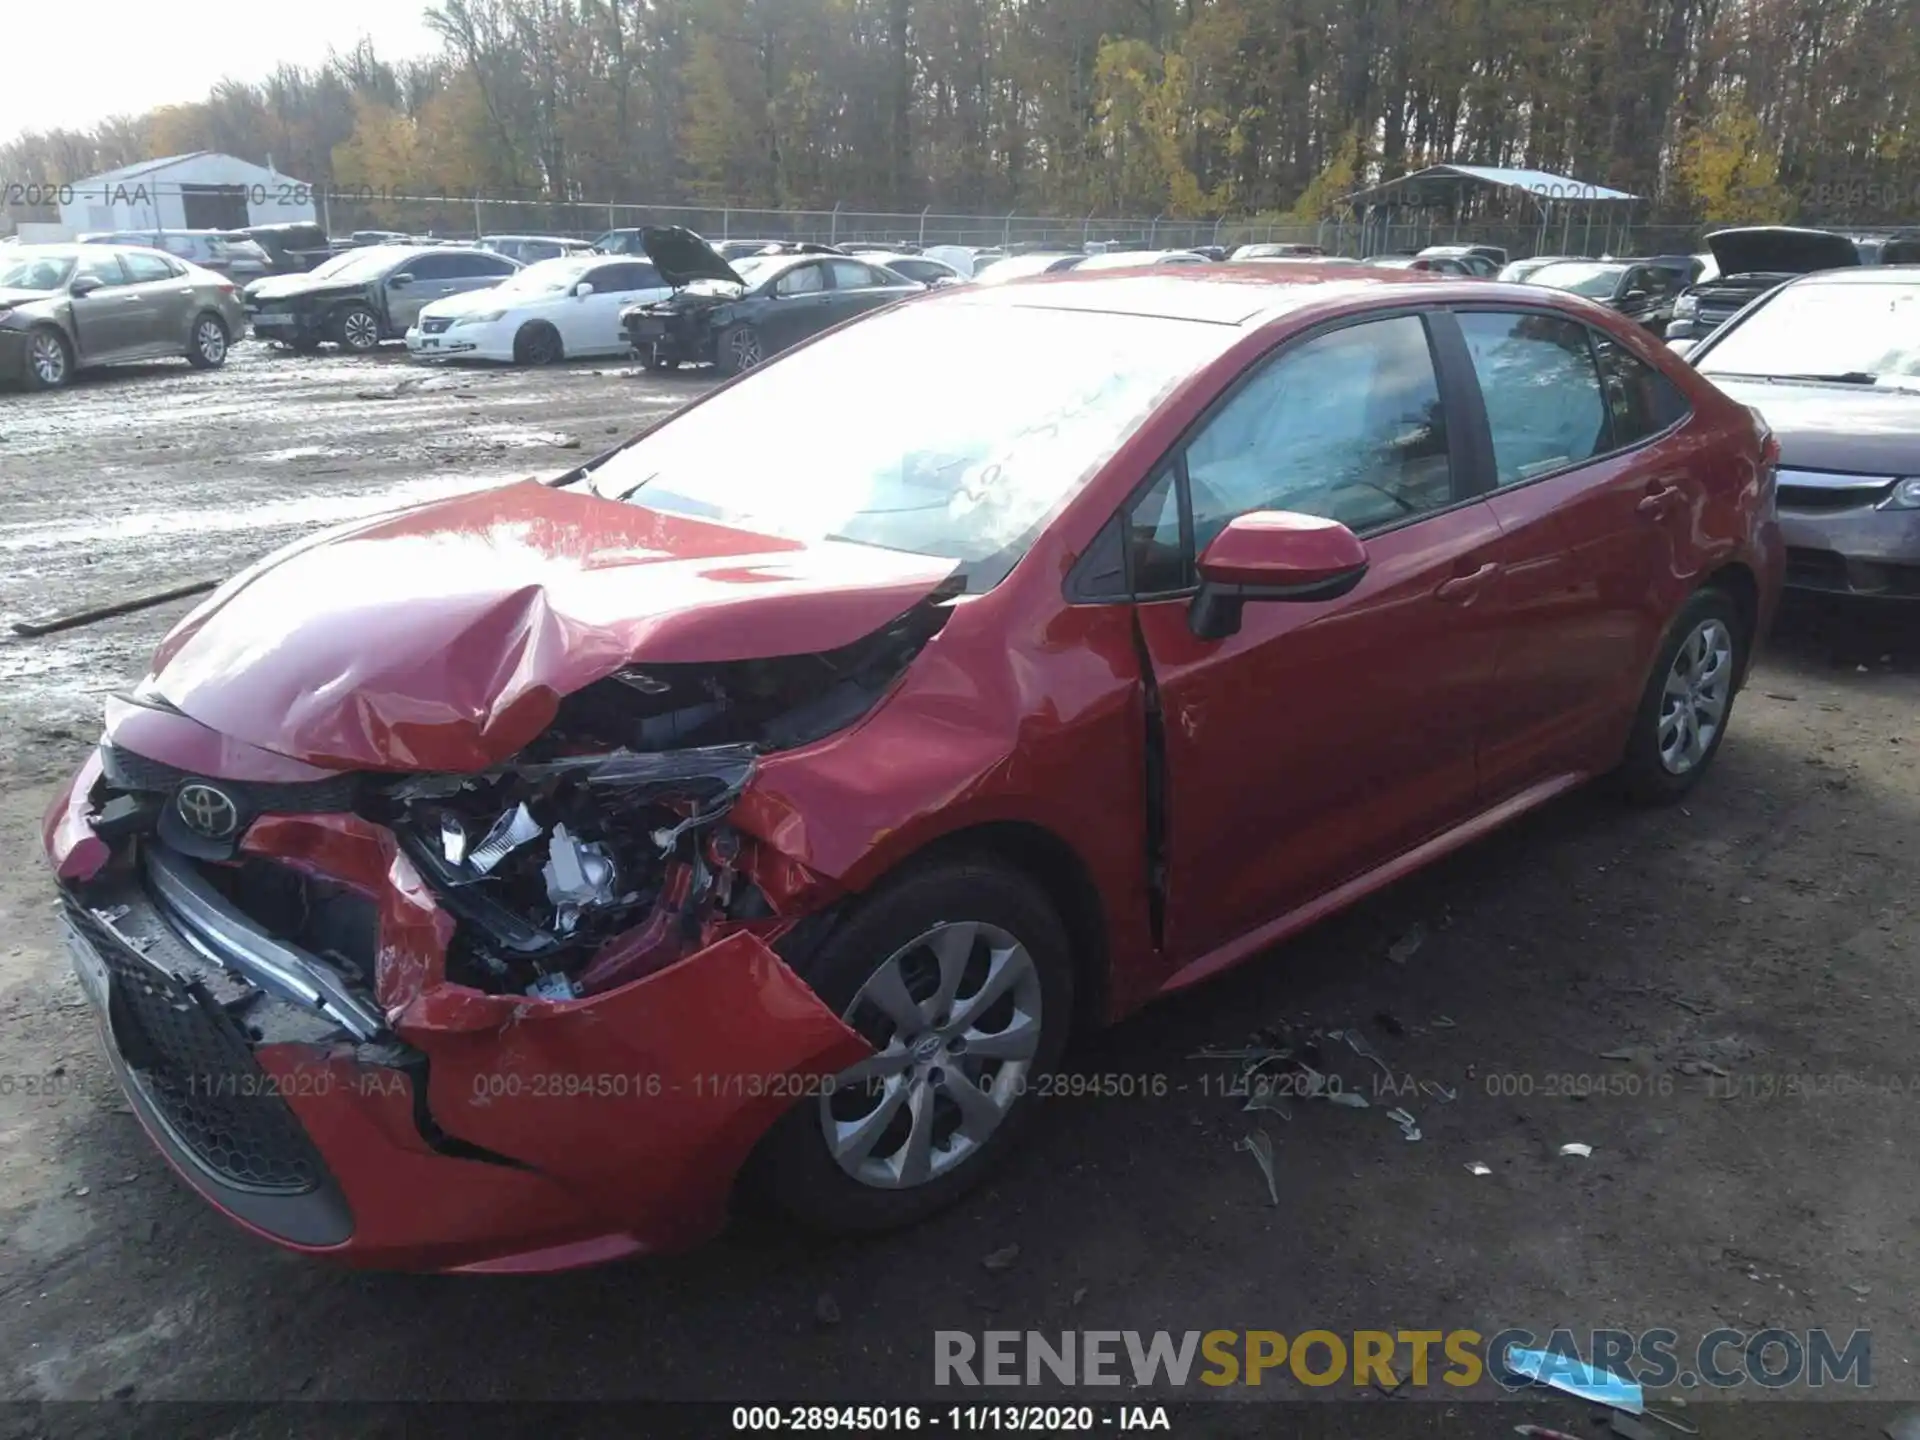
1776, 371, 1878, 385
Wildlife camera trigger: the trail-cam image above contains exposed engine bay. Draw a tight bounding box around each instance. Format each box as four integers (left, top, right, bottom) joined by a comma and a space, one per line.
92, 598, 952, 1004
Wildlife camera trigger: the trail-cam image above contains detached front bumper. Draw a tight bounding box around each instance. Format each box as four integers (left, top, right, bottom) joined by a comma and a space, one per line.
45, 752, 870, 1273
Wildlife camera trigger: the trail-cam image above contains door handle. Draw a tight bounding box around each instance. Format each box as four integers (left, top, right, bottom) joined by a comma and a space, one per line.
1434, 561, 1499, 602
1637, 484, 1681, 517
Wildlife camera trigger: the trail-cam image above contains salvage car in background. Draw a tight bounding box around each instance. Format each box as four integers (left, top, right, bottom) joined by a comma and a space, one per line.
46, 263, 1780, 1270
1665, 227, 1860, 348
246, 244, 521, 353
478, 234, 595, 265
1416, 244, 1508, 276
0, 244, 246, 391
1522, 258, 1686, 332
233, 222, 333, 274
1689, 266, 1920, 599
622, 227, 923, 374
967, 252, 1087, 285
407, 254, 672, 364
1072, 249, 1210, 271
860, 253, 967, 287
81, 230, 273, 283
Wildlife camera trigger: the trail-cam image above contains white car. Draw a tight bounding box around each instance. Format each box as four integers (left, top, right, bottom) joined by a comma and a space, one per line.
406, 255, 672, 364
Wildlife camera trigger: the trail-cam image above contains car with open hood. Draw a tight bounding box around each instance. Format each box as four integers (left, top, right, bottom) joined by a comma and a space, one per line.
46, 264, 1780, 1272
1688, 266, 1920, 599
1522, 258, 1688, 332
406, 254, 672, 364
1664, 227, 1860, 349
621, 226, 923, 374
0, 244, 245, 391
245, 244, 521, 353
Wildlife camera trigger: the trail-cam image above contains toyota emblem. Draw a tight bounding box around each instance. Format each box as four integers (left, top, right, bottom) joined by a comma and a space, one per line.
175, 783, 241, 840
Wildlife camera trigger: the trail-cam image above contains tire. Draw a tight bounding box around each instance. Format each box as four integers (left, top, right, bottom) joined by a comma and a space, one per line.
186, 312, 228, 369
512, 322, 564, 366
331, 304, 381, 353
714, 323, 764, 377
20, 326, 72, 390
1618, 586, 1745, 805
751, 857, 1074, 1234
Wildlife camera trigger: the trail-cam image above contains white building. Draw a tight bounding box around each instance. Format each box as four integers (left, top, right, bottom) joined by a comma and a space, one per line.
59, 152, 317, 234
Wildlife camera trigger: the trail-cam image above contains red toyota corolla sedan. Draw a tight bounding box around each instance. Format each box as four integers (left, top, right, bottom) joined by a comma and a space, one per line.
45, 264, 1782, 1272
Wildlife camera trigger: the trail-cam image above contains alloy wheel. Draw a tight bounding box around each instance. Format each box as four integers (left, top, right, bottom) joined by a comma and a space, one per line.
342, 311, 378, 350
28, 331, 67, 386
1657, 617, 1732, 775
820, 921, 1043, 1190
195, 319, 226, 363
729, 328, 762, 370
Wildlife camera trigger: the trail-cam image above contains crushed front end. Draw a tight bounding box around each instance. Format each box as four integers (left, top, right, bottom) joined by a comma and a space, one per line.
44, 610, 951, 1269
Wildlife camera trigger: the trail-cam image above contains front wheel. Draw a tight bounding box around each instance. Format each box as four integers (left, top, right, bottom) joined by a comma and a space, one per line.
714, 323, 763, 377
512, 322, 563, 365
332, 304, 381, 353
21, 326, 72, 390
751, 858, 1074, 1233
1618, 587, 1745, 804
186, 313, 228, 368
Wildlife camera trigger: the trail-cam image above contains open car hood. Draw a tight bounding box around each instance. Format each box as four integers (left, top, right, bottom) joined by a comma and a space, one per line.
1706, 227, 1859, 277
144, 482, 959, 772
641, 226, 745, 288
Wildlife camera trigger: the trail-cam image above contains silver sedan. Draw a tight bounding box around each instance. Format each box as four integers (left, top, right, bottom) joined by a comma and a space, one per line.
0, 244, 249, 391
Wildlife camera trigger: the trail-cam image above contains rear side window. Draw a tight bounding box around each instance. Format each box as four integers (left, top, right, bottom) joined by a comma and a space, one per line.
121, 251, 178, 283
591, 262, 661, 291
827, 260, 887, 289
1456, 311, 1608, 485
1591, 333, 1691, 445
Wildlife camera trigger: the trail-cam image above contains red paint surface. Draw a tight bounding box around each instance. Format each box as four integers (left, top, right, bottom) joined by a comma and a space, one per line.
1195, 511, 1370, 588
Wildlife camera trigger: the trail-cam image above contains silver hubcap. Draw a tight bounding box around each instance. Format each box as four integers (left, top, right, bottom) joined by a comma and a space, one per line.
821, 921, 1043, 1190
730, 329, 761, 369
196, 320, 225, 361
344, 312, 377, 348
1658, 617, 1733, 774
29, 333, 65, 383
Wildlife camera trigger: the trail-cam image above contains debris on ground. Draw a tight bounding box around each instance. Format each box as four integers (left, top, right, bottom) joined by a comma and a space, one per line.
1502, 1345, 1642, 1412
982, 1244, 1021, 1272
1419, 1080, 1456, 1103
1386, 1107, 1422, 1142
1431, 1014, 1458, 1028
1244, 1088, 1292, 1120
1234, 1130, 1280, 1205
1599, 1047, 1637, 1061
1387, 922, 1428, 964
1513, 1426, 1585, 1440
1559, 1142, 1594, 1158
1326, 1090, 1370, 1109
1465, 1162, 1492, 1176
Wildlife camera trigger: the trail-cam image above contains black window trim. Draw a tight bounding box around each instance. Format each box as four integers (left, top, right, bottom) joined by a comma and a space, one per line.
1446, 302, 1695, 495
1066, 302, 1482, 606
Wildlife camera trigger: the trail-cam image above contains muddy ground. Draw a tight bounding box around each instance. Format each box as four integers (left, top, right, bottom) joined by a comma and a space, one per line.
0, 342, 1916, 1438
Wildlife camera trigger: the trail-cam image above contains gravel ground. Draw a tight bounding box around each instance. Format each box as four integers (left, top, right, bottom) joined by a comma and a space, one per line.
0, 343, 1915, 1439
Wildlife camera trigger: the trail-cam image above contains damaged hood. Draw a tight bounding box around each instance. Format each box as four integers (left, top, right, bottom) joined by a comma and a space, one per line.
641, 226, 745, 288
0, 287, 59, 310
145, 481, 959, 772
1706, 227, 1860, 277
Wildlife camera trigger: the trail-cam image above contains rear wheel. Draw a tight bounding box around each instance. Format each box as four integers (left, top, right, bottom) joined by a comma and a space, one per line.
714, 323, 763, 377
1618, 587, 1744, 804
186, 312, 228, 368
752, 858, 1073, 1233
21, 327, 72, 390
512, 322, 564, 366
332, 304, 381, 353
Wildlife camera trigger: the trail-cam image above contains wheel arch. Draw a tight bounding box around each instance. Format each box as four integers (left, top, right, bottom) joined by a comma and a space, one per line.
1702, 560, 1759, 688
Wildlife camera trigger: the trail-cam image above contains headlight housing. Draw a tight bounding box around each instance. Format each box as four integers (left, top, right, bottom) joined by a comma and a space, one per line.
1671, 293, 1699, 317
1880, 477, 1920, 511
451, 310, 507, 327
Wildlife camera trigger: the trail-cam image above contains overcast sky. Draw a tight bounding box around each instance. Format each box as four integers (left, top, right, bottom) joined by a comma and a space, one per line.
2, 3, 442, 142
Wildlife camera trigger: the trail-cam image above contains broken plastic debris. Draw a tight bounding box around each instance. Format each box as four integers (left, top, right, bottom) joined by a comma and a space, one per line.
1431, 1015, 1457, 1029
1387, 922, 1427, 964
1419, 1080, 1457, 1103
1559, 1142, 1594, 1158
1326, 1090, 1370, 1109
982, 1243, 1020, 1272
1333, 1028, 1394, 1082
1465, 1161, 1492, 1176
1503, 1344, 1643, 1413
468, 802, 541, 875
441, 814, 468, 866
525, 971, 580, 1001
1600, 1047, 1637, 1061
1386, 1107, 1422, 1141
1234, 1130, 1280, 1205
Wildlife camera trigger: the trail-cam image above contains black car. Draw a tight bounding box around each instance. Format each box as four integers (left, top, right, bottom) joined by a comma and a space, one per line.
1521, 257, 1688, 332
233, 222, 333, 273
242, 244, 520, 353
1417, 244, 1508, 276
1664, 227, 1860, 347
621, 227, 923, 375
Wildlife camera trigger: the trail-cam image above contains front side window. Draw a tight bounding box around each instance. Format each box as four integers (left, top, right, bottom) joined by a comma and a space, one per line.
1185, 314, 1453, 548
1456, 311, 1608, 485
828, 260, 886, 289
775, 264, 827, 296
74, 251, 128, 287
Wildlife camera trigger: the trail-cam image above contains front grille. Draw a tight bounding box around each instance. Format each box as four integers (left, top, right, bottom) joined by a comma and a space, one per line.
421, 317, 453, 335
99, 744, 360, 813
67, 902, 324, 1195
1778, 484, 1886, 511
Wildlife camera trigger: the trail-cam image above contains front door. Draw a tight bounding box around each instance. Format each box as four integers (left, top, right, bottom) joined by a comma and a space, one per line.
65, 251, 139, 362
762, 261, 836, 352
1132, 312, 1510, 960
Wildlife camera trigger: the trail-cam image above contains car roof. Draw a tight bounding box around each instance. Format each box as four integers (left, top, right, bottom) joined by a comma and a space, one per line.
940, 262, 1476, 325
1793, 266, 1920, 285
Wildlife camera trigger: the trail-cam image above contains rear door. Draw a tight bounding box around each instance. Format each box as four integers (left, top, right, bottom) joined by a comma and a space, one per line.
824, 260, 903, 325
116, 250, 197, 356
1451, 307, 1700, 793
1131, 311, 1510, 960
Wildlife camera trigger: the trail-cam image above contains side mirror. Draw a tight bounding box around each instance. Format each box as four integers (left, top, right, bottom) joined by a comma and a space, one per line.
1623, 288, 1650, 302
1189, 511, 1369, 640
69, 275, 104, 298
573, 282, 595, 298
388, 272, 413, 288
